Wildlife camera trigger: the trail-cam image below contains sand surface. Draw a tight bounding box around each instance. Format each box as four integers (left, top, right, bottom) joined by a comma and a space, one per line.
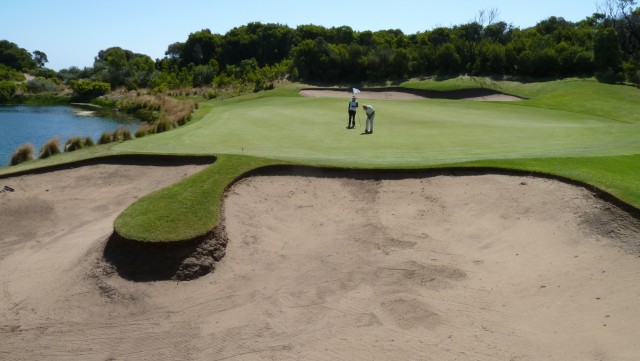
1, 165, 640, 360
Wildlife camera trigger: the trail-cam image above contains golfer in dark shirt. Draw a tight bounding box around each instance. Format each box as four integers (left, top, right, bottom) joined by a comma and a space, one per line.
347, 96, 358, 129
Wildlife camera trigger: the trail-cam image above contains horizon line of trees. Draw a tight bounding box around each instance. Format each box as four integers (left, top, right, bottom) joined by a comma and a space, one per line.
1, 0, 639, 101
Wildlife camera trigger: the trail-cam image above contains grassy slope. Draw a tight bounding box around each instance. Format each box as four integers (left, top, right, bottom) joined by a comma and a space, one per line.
114, 84, 639, 167
114, 154, 285, 242
401, 77, 640, 124
110, 78, 639, 242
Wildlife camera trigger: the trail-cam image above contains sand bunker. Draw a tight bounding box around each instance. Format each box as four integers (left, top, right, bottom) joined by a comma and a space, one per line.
299, 88, 523, 101
1, 165, 639, 360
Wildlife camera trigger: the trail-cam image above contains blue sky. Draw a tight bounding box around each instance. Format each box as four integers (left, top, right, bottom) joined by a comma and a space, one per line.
2, 0, 602, 70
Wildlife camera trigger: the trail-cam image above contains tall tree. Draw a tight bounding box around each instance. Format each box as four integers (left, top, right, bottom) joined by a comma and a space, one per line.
593, 26, 623, 71
32, 50, 48, 67
0, 40, 37, 71
183, 29, 222, 66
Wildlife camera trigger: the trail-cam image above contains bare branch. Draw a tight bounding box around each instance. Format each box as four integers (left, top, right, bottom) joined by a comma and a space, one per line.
475, 8, 500, 26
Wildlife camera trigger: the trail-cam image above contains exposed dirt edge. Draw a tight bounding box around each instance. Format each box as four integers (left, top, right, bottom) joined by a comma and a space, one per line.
104, 164, 639, 282
105, 225, 228, 281
0, 154, 217, 179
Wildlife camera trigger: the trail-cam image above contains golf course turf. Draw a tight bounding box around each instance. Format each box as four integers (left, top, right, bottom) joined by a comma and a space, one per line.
107, 78, 640, 245
2, 79, 640, 359
1, 78, 638, 277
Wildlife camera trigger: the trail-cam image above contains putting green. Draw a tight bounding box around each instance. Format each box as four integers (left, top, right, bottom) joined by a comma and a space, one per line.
114, 93, 640, 167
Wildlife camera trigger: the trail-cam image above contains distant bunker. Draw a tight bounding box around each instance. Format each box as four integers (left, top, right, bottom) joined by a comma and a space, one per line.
299, 87, 523, 101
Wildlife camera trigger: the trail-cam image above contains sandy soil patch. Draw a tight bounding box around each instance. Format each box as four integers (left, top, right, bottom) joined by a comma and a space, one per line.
299, 88, 522, 101
1, 166, 639, 360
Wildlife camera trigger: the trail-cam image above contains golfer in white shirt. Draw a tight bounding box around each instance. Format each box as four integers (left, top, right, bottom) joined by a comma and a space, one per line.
362, 104, 375, 134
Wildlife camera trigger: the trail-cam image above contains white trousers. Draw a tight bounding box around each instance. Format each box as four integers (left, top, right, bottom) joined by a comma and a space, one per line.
365, 113, 375, 132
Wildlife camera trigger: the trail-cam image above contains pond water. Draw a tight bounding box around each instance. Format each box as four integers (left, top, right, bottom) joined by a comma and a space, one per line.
0, 105, 139, 166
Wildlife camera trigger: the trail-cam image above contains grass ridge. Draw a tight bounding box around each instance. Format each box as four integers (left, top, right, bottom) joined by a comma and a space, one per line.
113, 153, 640, 243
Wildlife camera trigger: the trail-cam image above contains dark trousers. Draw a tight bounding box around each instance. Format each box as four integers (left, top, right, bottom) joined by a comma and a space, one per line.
348, 110, 356, 127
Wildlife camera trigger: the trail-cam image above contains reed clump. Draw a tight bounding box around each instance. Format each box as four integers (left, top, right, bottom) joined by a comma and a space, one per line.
134, 123, 156, 138
107, 90, 197, 133
155, 120, 174, 133
113, 127, 133, 141
39, 137, 61, 159
65, 136, 95, 152
98, 131, 114, 144
9, 143, 34, 166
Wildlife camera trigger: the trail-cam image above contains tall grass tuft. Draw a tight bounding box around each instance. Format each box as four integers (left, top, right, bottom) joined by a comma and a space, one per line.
113, 127, 133, 141
134, 123, 156, 138
39, 137, 61, 159
155, 120, 174, 133
65, 137, 84, 152
98, 131, 113, 144
10, 143, 34, 166
66, 136, 96, 152
107, 90, 197, 129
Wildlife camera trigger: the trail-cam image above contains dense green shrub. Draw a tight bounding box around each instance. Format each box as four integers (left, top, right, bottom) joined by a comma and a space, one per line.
0, 80, 17, 101
26, 77, 58, 93
69, 80, 111, 99
33, 68, 58, 80
0, 64, 25, 81
117, 103, 159, 122
9, 143, 34, 166
623, 60, 640, 84
0, 40, 37, 71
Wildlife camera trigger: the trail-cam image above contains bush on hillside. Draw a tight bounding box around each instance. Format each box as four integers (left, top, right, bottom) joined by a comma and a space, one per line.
26, 77, 58, 93
69, 80, 111, 100
0, 64, 25, 81
0, 80, 17, 101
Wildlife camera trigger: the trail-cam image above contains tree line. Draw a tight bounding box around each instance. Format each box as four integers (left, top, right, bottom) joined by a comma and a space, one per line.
1, 0, 639, 101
